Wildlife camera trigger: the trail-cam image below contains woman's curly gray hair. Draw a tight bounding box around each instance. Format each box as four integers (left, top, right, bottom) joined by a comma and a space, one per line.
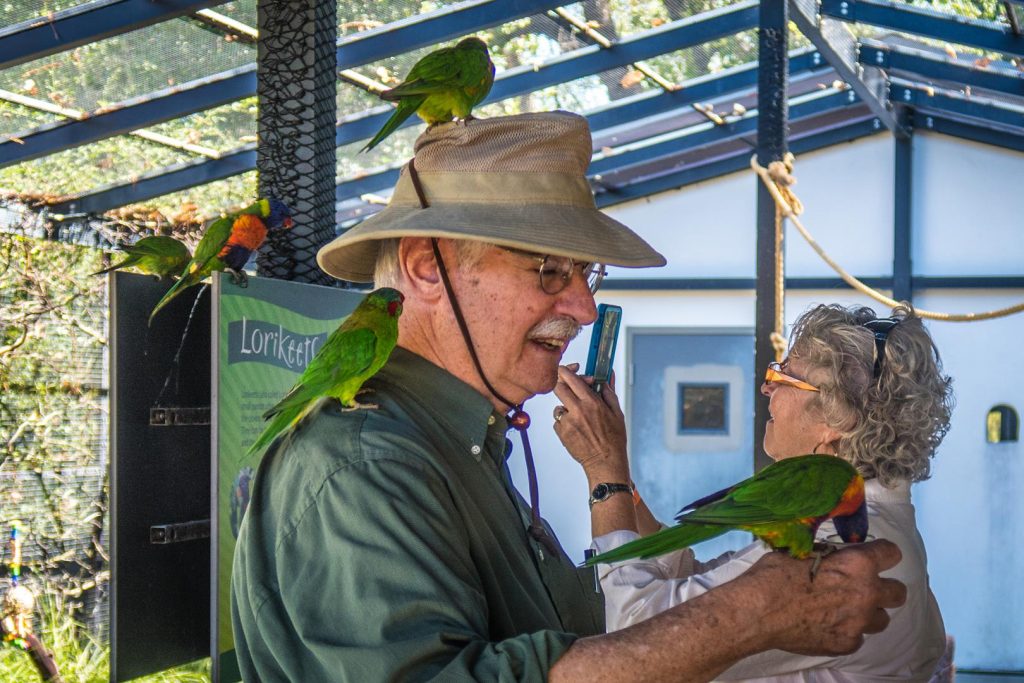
788, 303, 953, 487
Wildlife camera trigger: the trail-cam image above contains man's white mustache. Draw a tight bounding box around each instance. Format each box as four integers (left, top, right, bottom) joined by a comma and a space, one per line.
529, 318, 581, 342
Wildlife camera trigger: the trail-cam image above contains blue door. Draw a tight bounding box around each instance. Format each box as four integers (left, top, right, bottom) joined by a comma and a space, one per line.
627, 328, 756, 560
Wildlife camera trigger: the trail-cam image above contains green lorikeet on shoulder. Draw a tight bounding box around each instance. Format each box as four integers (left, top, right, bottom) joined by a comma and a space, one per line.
148, 198, 292, 324
587, 454, 868, 566
92, 235, 191, 280
362, 36, 495, 152
245, 288, 405, 457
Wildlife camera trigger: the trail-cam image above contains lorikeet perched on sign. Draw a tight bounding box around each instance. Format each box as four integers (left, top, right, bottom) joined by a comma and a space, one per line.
92, 235, 191, 280
587, 454, 868, 566
148, 198, 292, 323
362, 36, 495, 152
245, 288, 405, 457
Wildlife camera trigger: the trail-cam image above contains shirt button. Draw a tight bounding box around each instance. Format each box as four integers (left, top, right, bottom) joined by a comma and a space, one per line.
487, 415, 496, 425
471, 445, 482, 456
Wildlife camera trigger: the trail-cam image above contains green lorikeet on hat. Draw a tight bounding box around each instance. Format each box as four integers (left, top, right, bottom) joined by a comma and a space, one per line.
362, 36, 495, 152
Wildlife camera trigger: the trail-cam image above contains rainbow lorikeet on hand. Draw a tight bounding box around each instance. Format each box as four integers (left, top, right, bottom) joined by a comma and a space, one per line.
148, 198, 292, 324
246, 288, 405, 457
362, 36, 495, 152
92, 235, 191, 280
587, 454, 868, 566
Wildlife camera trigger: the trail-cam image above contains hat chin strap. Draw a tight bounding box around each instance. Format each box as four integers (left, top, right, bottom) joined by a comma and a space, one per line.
429, 238, 558, 556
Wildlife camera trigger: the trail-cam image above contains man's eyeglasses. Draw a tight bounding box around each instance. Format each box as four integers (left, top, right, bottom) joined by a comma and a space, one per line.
501, 247, 606, 295
765, 361, 820, 392
863, 317, 899, 378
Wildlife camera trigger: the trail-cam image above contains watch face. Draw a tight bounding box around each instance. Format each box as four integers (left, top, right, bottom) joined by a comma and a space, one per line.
593, 483, 610, 499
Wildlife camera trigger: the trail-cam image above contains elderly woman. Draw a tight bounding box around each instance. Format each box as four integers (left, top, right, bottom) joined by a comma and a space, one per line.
554, 303, 953, 680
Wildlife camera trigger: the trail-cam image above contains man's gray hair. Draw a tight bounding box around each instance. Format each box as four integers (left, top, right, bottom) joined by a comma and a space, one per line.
373, 237, 497, 288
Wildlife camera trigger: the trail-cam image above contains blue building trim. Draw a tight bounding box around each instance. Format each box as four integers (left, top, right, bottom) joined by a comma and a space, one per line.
0, 0, 228, 71
920, 114, 1024, 152
600, 275, 1024, 291
336, 0, 568, 69
821, 0, 1024, 58
47, 146, 255, 214
891, 80, 1024, 130
0, 66, 255, 168
859, 41, 1024, 98
337, 1, 760, 148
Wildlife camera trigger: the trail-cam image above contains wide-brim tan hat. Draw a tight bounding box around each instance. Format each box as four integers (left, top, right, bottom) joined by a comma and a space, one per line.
318, 111, 666, 283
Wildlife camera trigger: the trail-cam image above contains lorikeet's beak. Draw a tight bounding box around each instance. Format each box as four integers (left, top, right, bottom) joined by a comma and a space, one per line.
833, 499, 869, 544
283, 216, 294, 229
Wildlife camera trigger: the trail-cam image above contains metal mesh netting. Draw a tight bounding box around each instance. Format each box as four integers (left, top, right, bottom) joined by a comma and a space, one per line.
0, 100, 59, 138
0, 19, 252, 117
0, 0, 96, 28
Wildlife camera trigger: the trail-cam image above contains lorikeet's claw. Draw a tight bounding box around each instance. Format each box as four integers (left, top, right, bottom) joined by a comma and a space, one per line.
227, 268, 249, 288
341, 400, 379, 411
808, 542, 842, 580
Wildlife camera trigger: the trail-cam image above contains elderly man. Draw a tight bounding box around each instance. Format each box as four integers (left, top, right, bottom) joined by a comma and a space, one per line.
231, 111, 905, 682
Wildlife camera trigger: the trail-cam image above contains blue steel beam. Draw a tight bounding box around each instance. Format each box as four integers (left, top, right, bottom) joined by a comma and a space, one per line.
336, 0, 569, 69
893, 108, 912, 302
599, 275, 1024, 291
918, 112, 1024, 152
788, 0, 901, 134
891, 80, 1024, 130
44, 3, 762, 212
592, 115, 881, 208
333, 86, 857, 204
337, 1, 760, 147
588, 88, 859, 176
47, 145, 255, 215
821, 0, 1024, 58
0, 0, 229, 71
859, 41, 1024, 97
334, 48, 829, 202
0, 66, 255, 168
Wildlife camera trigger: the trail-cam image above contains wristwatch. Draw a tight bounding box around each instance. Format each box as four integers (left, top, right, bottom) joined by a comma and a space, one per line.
589, 482, 634, 508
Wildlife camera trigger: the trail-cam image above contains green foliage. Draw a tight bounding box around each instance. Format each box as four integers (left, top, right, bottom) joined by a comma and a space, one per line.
0, 586, 211, 682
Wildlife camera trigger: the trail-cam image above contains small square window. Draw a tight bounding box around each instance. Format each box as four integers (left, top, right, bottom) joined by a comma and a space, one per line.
678, 383, 728, 435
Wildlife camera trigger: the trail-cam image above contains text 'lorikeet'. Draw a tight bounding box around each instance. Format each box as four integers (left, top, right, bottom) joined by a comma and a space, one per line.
245, 287, 405, 457
92, 235, 191, 280
148, 198, 292, 324
587, 454, 868, 566
362, 36, 495, 152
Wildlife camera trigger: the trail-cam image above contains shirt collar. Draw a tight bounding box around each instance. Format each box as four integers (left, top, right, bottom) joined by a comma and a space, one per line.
865, 477, 911, 503
378, 346, 509, 464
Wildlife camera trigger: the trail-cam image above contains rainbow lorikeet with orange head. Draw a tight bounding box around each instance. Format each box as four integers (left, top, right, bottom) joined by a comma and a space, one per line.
92, 235, 191, 280
246, 288, 405, 457
148, 198, 292, 323
587, 454, 867, 566
362, 36, 495, 152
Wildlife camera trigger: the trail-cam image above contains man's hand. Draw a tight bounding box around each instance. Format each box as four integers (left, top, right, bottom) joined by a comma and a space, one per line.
748, 539, 907, 656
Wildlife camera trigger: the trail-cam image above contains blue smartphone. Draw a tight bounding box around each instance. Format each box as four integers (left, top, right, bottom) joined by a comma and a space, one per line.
584, 304, 622, 394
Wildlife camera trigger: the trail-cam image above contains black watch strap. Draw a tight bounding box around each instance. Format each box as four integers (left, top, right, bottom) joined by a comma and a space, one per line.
588, 482, 633, 508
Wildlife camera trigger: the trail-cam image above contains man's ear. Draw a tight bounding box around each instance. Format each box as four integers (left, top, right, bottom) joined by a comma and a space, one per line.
399, 237, 443, 301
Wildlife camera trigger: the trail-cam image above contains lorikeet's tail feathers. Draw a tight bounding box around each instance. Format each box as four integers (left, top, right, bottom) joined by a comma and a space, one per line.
362, 97, 424, 152
585, 523, 727, 566
148, 272, 195, 324
247, 397, 331, 458
92, 257, 138, 276
676, 483, 734, 519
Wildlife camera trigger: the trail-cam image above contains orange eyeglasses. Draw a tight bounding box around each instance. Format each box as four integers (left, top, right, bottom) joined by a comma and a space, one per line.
765, 361, 820, 392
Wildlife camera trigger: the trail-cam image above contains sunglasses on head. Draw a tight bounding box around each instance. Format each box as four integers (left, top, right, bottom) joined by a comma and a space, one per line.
863, 317, 900, 378
765, 361, 820, 392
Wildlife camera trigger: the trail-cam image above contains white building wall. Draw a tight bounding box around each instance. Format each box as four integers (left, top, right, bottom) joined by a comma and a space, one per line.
509, 131, 1024, 670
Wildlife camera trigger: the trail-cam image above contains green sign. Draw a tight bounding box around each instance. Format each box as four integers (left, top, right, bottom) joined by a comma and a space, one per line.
211, 273, 365, 682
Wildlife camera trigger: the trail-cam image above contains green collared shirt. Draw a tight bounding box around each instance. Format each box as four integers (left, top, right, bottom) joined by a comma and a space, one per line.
231, 347, 603, 682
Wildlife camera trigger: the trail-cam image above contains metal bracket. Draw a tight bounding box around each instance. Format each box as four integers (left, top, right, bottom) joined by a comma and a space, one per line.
149, 406, 211, 426
150, 519, 210, 544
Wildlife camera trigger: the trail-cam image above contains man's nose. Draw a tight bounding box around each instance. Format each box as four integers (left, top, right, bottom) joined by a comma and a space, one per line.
557, 270, 598, 325
760, 381, 773, 397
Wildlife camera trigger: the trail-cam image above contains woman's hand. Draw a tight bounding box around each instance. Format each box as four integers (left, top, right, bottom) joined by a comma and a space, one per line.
552, 363, 630, 486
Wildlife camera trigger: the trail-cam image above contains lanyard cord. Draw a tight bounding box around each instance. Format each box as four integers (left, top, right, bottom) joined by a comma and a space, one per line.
429, 238, 558, 556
